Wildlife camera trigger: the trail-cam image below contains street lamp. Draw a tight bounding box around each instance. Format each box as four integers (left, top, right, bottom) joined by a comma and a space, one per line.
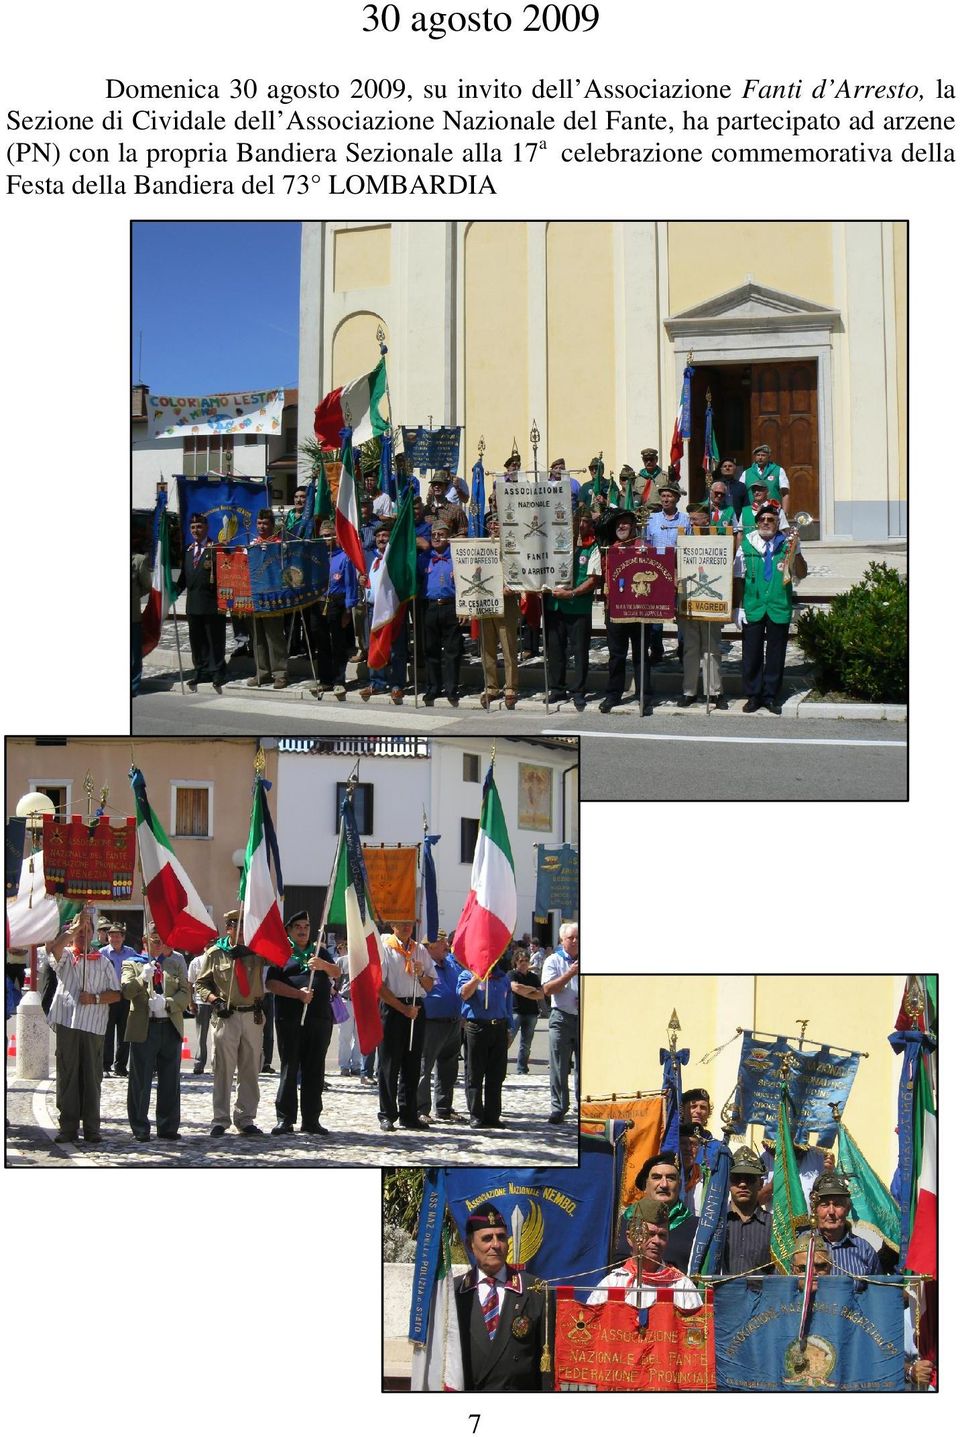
13, 790, 56, 1079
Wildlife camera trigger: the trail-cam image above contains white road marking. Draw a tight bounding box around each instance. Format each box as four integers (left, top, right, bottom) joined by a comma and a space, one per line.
545, 731, 906, 748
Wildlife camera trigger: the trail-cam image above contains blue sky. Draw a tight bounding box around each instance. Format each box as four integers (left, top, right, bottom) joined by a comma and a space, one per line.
131, 221, 301, 395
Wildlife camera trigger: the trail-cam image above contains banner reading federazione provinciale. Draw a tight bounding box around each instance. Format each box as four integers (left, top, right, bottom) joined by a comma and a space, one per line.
496, 476, 574, 591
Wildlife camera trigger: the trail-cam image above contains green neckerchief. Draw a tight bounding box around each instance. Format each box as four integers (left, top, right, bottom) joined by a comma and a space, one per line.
638, 465, 663, 483
289, 939, 311, 972
668, 1199, 690, 1231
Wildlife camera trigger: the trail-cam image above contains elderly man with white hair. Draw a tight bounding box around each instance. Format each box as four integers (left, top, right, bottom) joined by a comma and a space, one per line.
540, 922, 579, 1125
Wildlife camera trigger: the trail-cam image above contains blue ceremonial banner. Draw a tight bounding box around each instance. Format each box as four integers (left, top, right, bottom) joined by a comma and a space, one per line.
468, 457, 486, 538
714, 1276, 904, 1391
176, 475, 271, 548
734, 1031, 860, 1146
533, 843, 579, 922
401, 425, 462, 473
247, 539, 330, 615
379, 429, 397, 502
659, 1039, 689, 1158
408, 1168, 447, 1345
681, 365, 695, 440
688, 1138, 733, 1277
5, 818, 26, 899
446, 1145, 623, 1292
423, 834, 440, 943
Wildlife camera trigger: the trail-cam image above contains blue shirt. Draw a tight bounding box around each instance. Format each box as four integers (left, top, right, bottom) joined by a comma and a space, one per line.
418, 547, 457, 601
457, 967, 513, 1021
327, 546, 359, 606
99, 942, 140, 983
541, 946, 579, 1014
422, 955, 464, 1020
414, 519, 433, 545
645, 509, 692, 553
822, 1229, 881, 1277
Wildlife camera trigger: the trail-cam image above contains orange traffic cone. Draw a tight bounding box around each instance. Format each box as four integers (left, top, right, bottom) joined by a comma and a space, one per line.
181, 1034, 192, 1060
7, 1030, 16, 1058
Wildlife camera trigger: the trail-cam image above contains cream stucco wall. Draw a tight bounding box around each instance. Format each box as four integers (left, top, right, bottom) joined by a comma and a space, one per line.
667, 222, 836, 313
331, 311, 389, 390
464, 221, 529, 471
333, 224, 391, 292
546, 221, 616, 471
583, 974, 904, 1186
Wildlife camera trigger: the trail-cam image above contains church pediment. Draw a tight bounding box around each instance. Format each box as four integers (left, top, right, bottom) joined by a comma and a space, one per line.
665, 282, 842, 337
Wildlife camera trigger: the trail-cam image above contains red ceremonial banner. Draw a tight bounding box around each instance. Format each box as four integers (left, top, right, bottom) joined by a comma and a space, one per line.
42, 815, 137, 901
606, 543, 676, 623
216, 549, 253, 615
554, 1288, 714, 1392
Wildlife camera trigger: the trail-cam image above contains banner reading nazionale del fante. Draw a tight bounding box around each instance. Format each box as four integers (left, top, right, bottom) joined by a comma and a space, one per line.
554, 1288, 715, 1392
151, 389, 285, 439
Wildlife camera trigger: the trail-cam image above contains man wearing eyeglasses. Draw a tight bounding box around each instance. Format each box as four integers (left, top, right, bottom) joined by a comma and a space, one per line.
540, 922, 579, 1126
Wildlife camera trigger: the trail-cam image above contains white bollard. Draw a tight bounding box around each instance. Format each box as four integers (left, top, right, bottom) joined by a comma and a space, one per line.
16, 990, 50, 1079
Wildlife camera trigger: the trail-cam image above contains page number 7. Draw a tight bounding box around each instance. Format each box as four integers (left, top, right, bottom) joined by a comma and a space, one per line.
468, 1419, 481, 1433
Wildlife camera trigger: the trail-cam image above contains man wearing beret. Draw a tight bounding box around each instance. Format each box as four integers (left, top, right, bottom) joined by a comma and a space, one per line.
720, 1146, 773, 1275
635, 1151, 698, 1273
265, 910, 341, 1136
588, 1196, 702, 1310
455, 1206, 551, 1391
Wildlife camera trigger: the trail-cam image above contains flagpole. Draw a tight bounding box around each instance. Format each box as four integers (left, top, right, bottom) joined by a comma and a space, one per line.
301, 787, 353, 1029
410, 810, 428, 1051
412, 595, 420, 708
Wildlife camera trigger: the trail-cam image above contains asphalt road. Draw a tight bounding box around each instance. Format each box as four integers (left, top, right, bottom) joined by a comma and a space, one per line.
578, 715, 907, 800
132, 690, 906, 800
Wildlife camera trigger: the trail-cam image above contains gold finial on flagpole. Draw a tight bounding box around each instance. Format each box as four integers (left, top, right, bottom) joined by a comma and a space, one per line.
254, 747, 266, 778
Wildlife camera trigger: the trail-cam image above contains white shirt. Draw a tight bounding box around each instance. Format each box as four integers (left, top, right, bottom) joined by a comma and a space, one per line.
477, 1265, 509, 1319
372, 492, 396, 517
379, 938, 437, 1000
46, 946, 119, 1035
586, 1265, 702, 1311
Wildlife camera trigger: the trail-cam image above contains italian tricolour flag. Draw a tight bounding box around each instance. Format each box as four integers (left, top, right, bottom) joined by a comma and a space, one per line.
906, 1049, 937, 1277
326, 799, 383, 1054
452, 765, 517, 978
130, 768, 217, 951
334, 433, 368, 578
368, 488, 417, 670
141, 491, 173, 656
313, 358, 389, 448
238, 777, 289, 966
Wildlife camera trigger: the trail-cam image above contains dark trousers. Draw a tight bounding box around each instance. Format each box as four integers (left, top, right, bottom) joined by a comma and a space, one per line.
103, 997, 130, 1073
186, 613, 227, 684
423, 602, 462, 697
193, 1002, 212, 1068
370, 626, 408, 691
261, 990, 275, 1067
378, 1004, 426, 1124
275, 1015, 333, 1126
127, 1018, 182, 1137
605, 622, 653, 703
741, 616, 790, 701
310, 599, 353, 684
54, 1025, 105, 1139
464, 1020, 509, 1124
546, 610, 591, 697
417, 1016, 461, 1117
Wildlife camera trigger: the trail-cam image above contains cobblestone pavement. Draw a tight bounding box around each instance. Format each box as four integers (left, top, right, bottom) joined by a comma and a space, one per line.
5, 1022, 578, 1168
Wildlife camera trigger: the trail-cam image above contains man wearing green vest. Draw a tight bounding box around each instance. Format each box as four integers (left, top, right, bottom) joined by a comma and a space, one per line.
742, 443, 791, 516
545, 517, 602, 711
741, 477, 789, 538
738, 503, 807, 715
